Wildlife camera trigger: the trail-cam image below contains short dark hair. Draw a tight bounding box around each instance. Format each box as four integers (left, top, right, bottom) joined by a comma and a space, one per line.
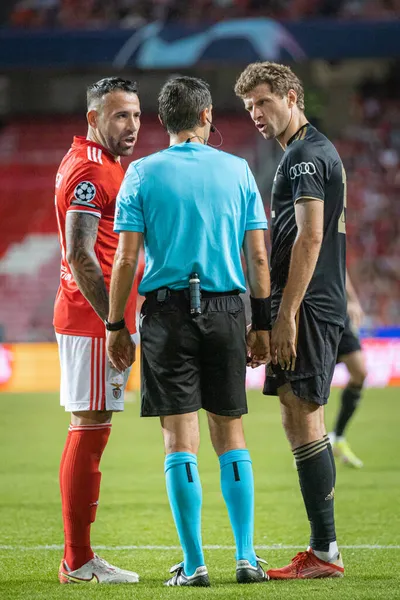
158, 76, 212, 134
235, 62, 305, 111
87, 77, 139, 110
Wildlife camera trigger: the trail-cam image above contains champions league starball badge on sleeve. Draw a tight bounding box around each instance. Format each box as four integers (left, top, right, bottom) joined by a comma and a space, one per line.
74, 181, 97, 202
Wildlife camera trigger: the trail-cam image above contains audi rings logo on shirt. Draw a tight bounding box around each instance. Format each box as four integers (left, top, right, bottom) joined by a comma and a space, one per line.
289, 162, 316, 179
74, 181, 97, 202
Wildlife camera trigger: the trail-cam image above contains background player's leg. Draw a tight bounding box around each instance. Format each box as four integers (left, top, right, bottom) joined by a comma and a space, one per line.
335, 350, 366, 438
278, 384, 338, 562
331, 350, 366, 468
60, 410, 112, 571
207, 413, 258, 567
161, 413, 205, 578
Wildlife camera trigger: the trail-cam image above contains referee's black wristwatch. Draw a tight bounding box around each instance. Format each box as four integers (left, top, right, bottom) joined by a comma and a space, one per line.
105, 317, 126, 331
250, 296, 272, 331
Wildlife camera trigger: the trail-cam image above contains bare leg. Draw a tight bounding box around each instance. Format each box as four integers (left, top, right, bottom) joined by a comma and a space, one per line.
278, 383, 324, 450
340, 350, 367, 388
71, 410, 112, 426
206, 412, 246, 456
160, 412, 200, 455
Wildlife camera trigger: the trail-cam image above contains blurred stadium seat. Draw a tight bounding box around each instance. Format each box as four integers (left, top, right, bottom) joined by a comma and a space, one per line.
334, 92, 400, 326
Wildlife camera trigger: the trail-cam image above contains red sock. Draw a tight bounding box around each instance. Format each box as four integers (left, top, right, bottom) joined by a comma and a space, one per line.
59, 423, 111, 571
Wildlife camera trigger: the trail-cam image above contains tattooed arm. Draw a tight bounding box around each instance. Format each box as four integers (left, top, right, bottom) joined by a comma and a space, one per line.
65, 212, 109, 322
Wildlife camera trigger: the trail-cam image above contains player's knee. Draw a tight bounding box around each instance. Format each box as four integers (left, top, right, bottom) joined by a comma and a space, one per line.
280, 396, 324, 449
162, 429, 200, 455
162, 429, 199, 455
207, 414, 246, 456
71, 410, 112, 426
349, 367, 367, 388
279, 404, 303, 444
165, 442, 199, 455
161, 413, 200, 455
211, 435, 246, 457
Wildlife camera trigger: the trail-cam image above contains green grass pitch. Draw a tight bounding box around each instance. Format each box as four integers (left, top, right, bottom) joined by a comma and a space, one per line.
1, 388, 399, 599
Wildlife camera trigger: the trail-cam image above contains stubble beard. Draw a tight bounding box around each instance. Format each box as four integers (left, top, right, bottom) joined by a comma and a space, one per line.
111, 138, 135, 158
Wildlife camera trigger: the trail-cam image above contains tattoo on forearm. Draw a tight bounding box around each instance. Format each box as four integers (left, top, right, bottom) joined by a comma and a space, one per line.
66, 212, 109, 321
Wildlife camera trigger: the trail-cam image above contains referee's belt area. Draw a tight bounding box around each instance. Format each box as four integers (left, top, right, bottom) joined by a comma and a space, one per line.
145, 287, 239, 307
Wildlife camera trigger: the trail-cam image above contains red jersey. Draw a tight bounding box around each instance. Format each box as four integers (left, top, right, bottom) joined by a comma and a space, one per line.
53, 136, 138, 337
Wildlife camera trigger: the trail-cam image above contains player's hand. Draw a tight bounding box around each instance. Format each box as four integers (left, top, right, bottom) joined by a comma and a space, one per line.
246, 327, 271, 368
106, 327, 136, 372
347, 299, 364, 330
271, 313, 297, 371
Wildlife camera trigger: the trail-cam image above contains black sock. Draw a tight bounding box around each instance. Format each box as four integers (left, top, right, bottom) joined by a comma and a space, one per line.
293, 438, 336, 552
324, 435, 336, 488
334, 385, 362, 437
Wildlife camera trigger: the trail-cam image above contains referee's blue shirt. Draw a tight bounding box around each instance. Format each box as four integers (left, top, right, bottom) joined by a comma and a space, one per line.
114, 142, 267, 294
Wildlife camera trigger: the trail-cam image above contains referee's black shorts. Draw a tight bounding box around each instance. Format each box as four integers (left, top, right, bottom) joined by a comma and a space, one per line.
337, 314, 361, 361
263, 302, 344, 406
139, 290, 247, 417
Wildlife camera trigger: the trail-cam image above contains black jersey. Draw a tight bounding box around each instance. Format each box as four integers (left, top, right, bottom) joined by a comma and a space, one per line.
270, 123, 346, 326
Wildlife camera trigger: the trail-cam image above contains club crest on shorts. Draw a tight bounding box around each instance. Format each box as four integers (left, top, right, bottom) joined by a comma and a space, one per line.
74, 180, 96, 202
111, 382, 123, 399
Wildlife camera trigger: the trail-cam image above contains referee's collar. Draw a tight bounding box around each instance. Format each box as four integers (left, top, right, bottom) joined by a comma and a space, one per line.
287, 123, 309, 146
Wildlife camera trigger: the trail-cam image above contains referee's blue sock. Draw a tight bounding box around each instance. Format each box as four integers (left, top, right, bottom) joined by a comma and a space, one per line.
219, 449, 257, 566
164, 452, 204, 577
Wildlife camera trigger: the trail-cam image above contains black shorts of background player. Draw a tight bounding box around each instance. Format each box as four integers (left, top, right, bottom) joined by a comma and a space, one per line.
236, 61, 347, 579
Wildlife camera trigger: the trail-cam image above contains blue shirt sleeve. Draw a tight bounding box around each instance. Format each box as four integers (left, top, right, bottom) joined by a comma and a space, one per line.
245, 162, 268, 231
114, 163, 145, 233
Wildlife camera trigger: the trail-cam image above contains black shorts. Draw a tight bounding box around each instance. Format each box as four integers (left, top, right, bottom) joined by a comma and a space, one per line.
337, 314, 361, 360
140, 290, 247, 417
263, 302, 344, 406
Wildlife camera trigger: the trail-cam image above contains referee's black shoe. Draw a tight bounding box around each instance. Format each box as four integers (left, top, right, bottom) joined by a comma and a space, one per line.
164, 563, 210, 587
236, 556, 269, 583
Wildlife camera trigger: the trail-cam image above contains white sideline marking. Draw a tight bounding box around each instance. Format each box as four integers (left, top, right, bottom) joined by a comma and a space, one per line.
0, 544, 399, 551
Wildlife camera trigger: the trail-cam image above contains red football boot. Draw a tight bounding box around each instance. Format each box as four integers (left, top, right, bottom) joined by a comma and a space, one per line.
267, 549, 344, 579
